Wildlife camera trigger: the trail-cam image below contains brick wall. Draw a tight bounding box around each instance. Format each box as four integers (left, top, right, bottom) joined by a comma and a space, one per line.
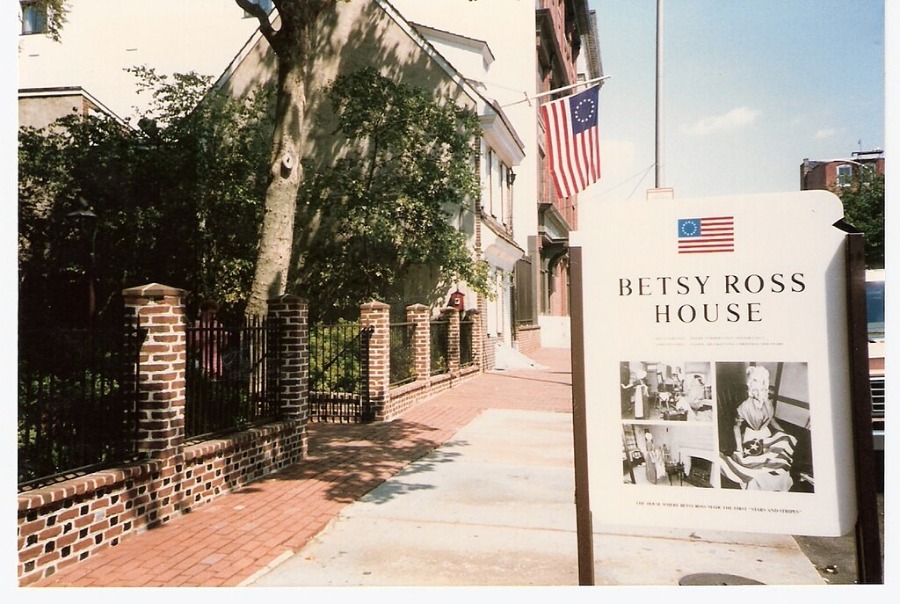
18, 291, 488, 584
516, 324, 542, 355
17, 285, 309, 586
379, 304, 480, 420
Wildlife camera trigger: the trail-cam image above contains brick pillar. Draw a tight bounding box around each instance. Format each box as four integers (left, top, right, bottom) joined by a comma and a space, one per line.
122, 283, 187, 459
441, 306, 461, 374
406, 304, 430, 380
476, 290, 494, 371
267, 294, 309, 458
464, 308, 483, 371
361, 301, 390, 420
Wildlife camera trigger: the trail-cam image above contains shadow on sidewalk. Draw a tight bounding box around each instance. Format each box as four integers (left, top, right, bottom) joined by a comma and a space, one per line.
261, 418, 476, 505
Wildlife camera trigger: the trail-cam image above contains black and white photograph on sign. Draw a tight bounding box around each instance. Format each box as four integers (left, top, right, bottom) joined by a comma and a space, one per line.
716, 362, 814, 493
619, 361, 713, 422
622, 423, 717, 488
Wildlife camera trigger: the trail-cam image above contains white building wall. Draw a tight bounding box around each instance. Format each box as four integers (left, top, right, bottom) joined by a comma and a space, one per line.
389, 0, 538, 254
18, 0, 262, 122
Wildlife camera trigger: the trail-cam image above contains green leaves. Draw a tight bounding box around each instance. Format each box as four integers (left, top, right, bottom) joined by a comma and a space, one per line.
835, 172, 885, 268
292, 69, 486, 321
18, 68, 274, 326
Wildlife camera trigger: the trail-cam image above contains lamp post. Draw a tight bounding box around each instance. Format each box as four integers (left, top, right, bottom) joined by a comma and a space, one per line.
67, 197, 98, 327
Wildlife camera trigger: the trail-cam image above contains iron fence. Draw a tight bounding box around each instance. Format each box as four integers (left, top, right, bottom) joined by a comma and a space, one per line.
390, 322, 417, 387
185, 315, 281, 439
430, 319, 449, 376
309, 323, 373, 422
17, 315, 144, 490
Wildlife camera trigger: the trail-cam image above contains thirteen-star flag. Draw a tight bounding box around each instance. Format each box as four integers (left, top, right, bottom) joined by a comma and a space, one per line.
677, 216, 735, 254
540, 85, 601, 198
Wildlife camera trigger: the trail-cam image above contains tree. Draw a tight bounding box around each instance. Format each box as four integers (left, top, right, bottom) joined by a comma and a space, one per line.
834, 171, 885, 269
18, 68, 273, 327
235, 0, 348, 316
21, 1, 489, 324
291, 68, 490, 322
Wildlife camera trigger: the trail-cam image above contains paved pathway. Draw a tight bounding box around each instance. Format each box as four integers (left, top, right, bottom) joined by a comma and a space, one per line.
27, 347, 825, 588
29, 349, 573, 588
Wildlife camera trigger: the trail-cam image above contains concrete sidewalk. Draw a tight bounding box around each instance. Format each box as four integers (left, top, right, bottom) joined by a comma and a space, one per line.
28, 348, 824, 587
248, 409, 825, 586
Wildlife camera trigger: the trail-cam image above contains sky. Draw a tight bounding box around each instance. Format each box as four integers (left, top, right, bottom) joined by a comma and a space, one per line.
586, 0, 887, 204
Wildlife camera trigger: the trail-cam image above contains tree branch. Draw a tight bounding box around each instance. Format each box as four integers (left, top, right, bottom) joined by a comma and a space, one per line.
233, 0, 281, 51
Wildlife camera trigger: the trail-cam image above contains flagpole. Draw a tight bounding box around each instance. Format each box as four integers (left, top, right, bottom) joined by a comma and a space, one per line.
655, 0, 665, 188
502, 75, 610, 107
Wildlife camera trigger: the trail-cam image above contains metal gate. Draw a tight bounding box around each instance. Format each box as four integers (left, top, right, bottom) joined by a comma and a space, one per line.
309, 323, 373, 422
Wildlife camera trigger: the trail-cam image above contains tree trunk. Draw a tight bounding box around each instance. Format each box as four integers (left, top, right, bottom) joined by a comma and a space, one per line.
239, 0, 336, 317
245, 52, 308, 317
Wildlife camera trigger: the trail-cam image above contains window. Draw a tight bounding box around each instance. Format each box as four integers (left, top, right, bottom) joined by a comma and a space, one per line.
21, 1, 48, 35
836, 164, 853, 187
244, 0, 274, 17
499, 164, 508, 224
483, 147, 512, 225
486, 149, 496, 217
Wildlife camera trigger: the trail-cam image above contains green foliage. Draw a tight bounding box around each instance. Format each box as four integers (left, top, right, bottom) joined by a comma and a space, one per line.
20, 64, 492, 326
292, 68, 489, 321
834, 171, 885, 268
18, 67, 274, 326
309, 320, 364, 392
389, 322, 416, 386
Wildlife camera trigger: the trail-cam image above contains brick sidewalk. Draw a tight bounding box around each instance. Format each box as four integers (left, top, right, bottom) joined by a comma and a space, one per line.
28, 348, 572, 587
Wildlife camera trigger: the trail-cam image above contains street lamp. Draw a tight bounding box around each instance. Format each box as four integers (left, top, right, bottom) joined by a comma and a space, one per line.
67, 197, 98, 327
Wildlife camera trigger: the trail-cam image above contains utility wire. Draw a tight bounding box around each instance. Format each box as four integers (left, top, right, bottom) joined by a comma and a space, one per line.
624, 164, 657, 201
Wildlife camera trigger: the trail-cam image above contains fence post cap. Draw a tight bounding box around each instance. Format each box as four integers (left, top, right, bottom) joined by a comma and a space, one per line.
360, 301, 390, 311
405, 303, 429, 311
122, 283, 188, 299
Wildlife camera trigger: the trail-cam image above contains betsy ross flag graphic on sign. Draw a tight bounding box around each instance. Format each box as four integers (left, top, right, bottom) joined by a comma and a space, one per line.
540, 85, 601, 198
677, 216, 735, 253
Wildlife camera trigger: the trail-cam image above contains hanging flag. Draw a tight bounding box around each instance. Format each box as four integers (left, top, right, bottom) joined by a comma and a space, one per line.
677, 216, 735, 254
540, 85, 601, 198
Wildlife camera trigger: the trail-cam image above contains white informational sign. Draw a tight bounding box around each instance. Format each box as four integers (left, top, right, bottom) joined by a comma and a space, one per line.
572, 191, 857, 537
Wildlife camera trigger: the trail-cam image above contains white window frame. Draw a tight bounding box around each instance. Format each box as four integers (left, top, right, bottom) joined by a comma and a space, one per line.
487, 149, 496, 218
484, 146, 513, 225
499, 164, 508, 225
836, 164, 853, 187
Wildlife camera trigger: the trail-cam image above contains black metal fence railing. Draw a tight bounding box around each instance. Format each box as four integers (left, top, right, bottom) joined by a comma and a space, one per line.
17, 315, 144, 490
309, 323, 372, 422
185, 315, 281, 440
430, 319, 449, 376
389, 322, 416, 387
460, 319, 474, 367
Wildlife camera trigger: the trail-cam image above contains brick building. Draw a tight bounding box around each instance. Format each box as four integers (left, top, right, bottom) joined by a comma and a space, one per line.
800, 149, 885, 191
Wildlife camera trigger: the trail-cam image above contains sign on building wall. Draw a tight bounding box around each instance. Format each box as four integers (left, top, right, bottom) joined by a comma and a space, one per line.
572, 191, 856, 537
